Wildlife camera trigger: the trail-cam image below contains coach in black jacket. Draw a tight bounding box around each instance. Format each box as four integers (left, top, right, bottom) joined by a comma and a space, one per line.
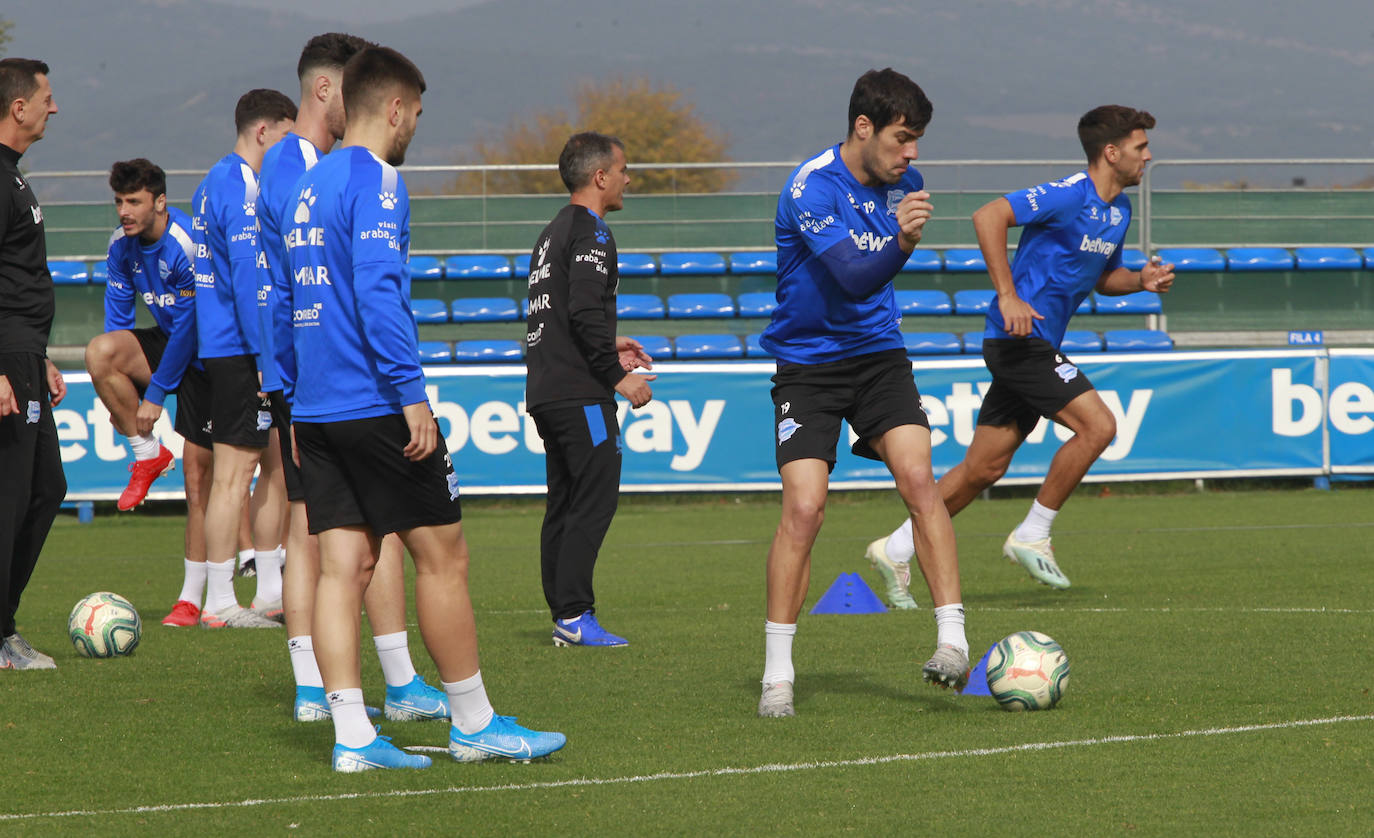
524, 132, 652, 648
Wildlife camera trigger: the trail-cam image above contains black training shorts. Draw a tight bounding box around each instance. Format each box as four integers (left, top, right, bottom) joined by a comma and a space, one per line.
202, 354, 271, 448
978, 337, 1095, 437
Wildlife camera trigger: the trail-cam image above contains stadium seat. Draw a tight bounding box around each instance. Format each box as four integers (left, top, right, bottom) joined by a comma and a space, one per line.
942, 249, 987, 272
674, 334, 744, 359
895, 289, 952, 316
411, 298, 449, 324
668, 293, 735, 319
451, 297, 519, 323
736, 291, 776, 318
443, 254, 512, 279
48, 260, 89, 285
409, 255, 443, 280
513, 253, 531, 277
902, 332, 961, 355
1294, 247, 1363, 270
729, 251, 777, 275
629, 335, 672, 360
1122, 248, 1149, 271
902, 250, 942, 272
1103, 329, 1173, 352
954, 289, 994, 315
1226, 247, 1293, 271
962, 331, 984, 355
1364, 248, 1374, 269
1076, 295, 1094, 314
90, 262, 108, 284
659, 252, 727, 276
1155, 248, 1225, 272
745, 333, 771, 358
417, 340, 453, 363
1060, 330, 1103, 353
452, 339, 523, 362
618, 253, 657, 277
617, 294, 666, 319
1093, 291, 1162, 314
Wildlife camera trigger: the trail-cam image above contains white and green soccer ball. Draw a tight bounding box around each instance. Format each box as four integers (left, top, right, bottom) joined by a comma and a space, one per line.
68, 592, 142, 658
985, 630, 1069, 711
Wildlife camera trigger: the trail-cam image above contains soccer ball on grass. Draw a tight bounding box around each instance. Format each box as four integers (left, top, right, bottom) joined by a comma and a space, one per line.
68, 592, 142, 658
985, 630, 1069, 711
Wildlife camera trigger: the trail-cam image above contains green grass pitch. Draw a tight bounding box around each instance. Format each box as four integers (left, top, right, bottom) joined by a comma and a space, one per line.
2, 486, 1371, 835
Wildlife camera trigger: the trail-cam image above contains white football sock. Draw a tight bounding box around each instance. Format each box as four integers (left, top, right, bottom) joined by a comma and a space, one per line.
253, 546, 283, 603
444, 671, 495, 735
885, 518, 916, 564
933, 603, 969, 657
237, 548, 255, 571
288, 635, 324, 688
762, 621, 797, 686
203, 559, 238, 612
327, 688, 375, 748
1014, 500, 1058, 543
129, 433, 160, 460
177, 558, 207, 608
373, 631, 419, 689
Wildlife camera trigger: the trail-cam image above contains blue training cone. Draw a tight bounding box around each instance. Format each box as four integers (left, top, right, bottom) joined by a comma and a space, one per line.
809, 572, 888, 614
960, 642, 997, 696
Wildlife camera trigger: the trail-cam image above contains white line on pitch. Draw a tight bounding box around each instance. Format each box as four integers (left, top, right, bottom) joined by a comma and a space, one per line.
4, 714, 1371, 822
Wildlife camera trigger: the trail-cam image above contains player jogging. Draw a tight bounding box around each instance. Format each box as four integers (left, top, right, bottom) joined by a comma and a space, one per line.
865, 105, 1174, 593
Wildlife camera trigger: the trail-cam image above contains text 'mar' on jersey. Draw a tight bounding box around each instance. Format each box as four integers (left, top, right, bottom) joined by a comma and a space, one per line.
985, 171, 1130, 347
259, 133, 322, 398
191, 153, 269, 366
285, 145, 423, 422
762, 143, 917, 365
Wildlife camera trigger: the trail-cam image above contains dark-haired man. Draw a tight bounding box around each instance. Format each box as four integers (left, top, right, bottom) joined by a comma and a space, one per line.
0, 57, 64, 670
191, 88, 296, 629
525, 131, 653, 649
757, 68, 968, 717
866, 105, 1174, 592
84, 158, 216, 626
285, 46, 564, 771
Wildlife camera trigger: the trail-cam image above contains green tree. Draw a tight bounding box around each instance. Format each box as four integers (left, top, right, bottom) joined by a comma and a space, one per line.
459, 77, 736, 195
0, 18, 13, 57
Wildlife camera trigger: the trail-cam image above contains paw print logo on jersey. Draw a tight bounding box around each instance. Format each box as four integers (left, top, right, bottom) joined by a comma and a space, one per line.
594, 227, 609, 245
536, 238, 550, 266
243, 201, 256, 217
379, 191, 397, 210
294, 188, 317, 224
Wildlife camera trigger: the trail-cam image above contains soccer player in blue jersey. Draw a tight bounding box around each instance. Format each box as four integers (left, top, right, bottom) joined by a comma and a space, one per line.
84, 159, 217, 626
757, 69, 968, 718
866, 105, 1175, 592
260, 32, 448, 724
284, 46, 564, 771
191, 88, 296, 629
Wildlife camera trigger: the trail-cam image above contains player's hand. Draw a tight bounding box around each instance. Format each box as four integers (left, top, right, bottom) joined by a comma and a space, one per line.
896, 190, 933, 249
1141, 258, 1176, 293
616, 336, 655, 372
45, 359, 66, 407
135, 400, 163, 437
615, 373, 653, 408
401, 401, 438, 462
0, 374, 17, 416
998, 292, 1044, 338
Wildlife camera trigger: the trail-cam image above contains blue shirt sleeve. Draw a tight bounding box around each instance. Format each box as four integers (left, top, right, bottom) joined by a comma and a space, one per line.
816, 235, 910, 299
782, 173, 850, 257
103, 236, 136, 332
222, 178, 264, 363
145, 235, 199, 406
1005, 177, 1084, 229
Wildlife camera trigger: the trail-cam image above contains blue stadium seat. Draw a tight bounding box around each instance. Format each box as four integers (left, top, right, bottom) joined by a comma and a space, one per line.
668, 292, 735, 318
729, 251, 777, 275
417, 340, 453, 362
618, 253, 657, 277
1076, 295, 1094, 314
1226, 247, 1293, 271
443, 254, 512, 279
902, 250, 942, 272
745, 333, 771, 358
513, 253, 531, 277
954, 289, 994, 315
1060, 330, 1103, 353
617, 294, 666, 319
411, 298, 449, 324
1104, 329, 1173, 352
629, 335, 672, 361
1122, 249, 1149, 271
1155, 248, 1225, 272
736, 291, 776, 318
659, 252, 727, 276
942, 249, 987, 272
1364, 248, 1374, 269
1294, 247, 1362, 270
90, 262, 108, 284
895, 289, 952, 316
962, 331, 984, 355
453, 339, 523, 362
48, 260, 89, 285
1093, 291, 1162, 314
409, 255, 443, 280
451, 297, 519, 323
674, 334, 744, 359
903, 332, 961, 355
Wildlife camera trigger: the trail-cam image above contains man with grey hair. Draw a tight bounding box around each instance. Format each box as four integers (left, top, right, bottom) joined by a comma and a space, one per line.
524, 131, 653, 648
